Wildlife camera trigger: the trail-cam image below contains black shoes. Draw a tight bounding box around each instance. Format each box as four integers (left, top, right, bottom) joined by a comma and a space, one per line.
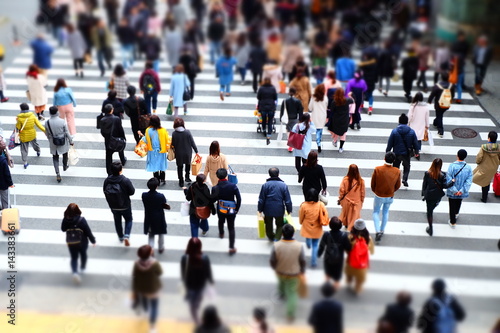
375, 232, 383, 242
426, 226, 433, 236
179, 180, 184, 187
402, 180, 409, 187
122, 158, 127, 167
56, 174, 61, 183
63, 165, 69, 171
266, 138, 270, 145
318, 146, 321, 153
185, 177, 192, 183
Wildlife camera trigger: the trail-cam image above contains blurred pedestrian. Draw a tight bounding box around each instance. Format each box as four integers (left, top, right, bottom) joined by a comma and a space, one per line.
308, 282, 343, 333
298, 151, 327, 200
45, 106, 73, 183
416, 41, 431, 92
66, 23, 86, 78
103, 0, 119, 31
450, 30, 470, 103
289, 69, 311, 118
179, 47, 198, 100
473, 131, 500, 203
292, 113, 316, 173
380, 291, 414, 333
269, 224, 305, 322
224, 0, 239, 30
377, 41, 395, 96
139, 61, 161, 114
0, 152, 14, 210
250, 307, 274, 333
47, 0, 67, 47
208, 15, 225, 65
312, 47, 328, 85
100, 105, 127, 175
280, 87, 303, 152
110, 64, 130, 101
324, 71, 342, 97
282, 40, 303, 83
345, 219, 374, 295
0, 66, 8, 103
141, 115, 170, 185
472, 35, 493, 96
185, 174, 214, 238
169, 64, 190, 116
204, 141, 228, 186
163, 19, 182, 68
249, 41, 267, 93
338, 164, 365, 231
327, 88, 352, 153
30, 33, 54, 80
53, 78, 77, 136
428, 72, 454, 138
235, 32, 250, 85
143, 34, 162, 73
401, 48, 419, 103
446, 149, 473, 228
358, 53, 378, 115
171, 117, 198, 187
91, 18, 113, 77
147, 10, 162, 37
266, 32, 282, 65
309, 84, 328, 152
101, 90, 124, 119
26, 64, 48, 121
257, 77, 278, 145
61, 203, 96, 284
16, 103, 45, 169
123, 85, 148, 143
181, 238, 215, 324
432, 41, 450, 85
195, 305, 230, 333
407, 92, 429, 151
335, 50, 356, 88
131, 245, 163, 333
117, 17, 135, 70
263, 61, 283, 93
345, 70, 367, 130
216, 46, 237, 100
142, 178, 169, 253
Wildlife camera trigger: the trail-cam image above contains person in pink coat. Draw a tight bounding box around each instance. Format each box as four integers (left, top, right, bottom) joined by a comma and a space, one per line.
407, 92, 430, 152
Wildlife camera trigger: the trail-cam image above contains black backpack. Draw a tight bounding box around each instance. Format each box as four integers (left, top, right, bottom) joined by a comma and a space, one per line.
66, 218, 84, 246
104, 181, 126, 209
325, 231, 343, 264
142, 73, 157, 92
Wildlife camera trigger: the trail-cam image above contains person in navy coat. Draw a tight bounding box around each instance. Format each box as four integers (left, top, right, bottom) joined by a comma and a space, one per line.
142, 178, 169, 253
30, 33, 54, 76
308, 282, 343, 333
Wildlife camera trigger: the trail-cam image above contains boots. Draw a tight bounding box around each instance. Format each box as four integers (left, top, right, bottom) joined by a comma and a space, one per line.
177, 168, 184, 187
426, 217, 433, 236
185, 171, 192, 183
475, 83, 482, 95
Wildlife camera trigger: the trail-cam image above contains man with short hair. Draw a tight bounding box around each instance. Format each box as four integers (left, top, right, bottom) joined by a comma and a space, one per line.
371, 152, 401, 242
211, 168, 242, 255
103, 162, 135, 246
270, 224, 305, 322
308, 283, 343, 333
100, 104, 127, 175
446, 149, 472, 228
258, 167, 293, 242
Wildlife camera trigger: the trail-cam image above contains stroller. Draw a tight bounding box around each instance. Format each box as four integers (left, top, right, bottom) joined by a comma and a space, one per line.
255, 111, 276, 134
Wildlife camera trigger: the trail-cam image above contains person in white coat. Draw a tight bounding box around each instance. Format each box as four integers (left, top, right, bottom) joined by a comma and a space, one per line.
45, 106, 73, 183
66, 23, 86, 78
26, 64, 48, 121
263, 62, 283, 93
407, 92, 429, 153
309, 84, 328, 153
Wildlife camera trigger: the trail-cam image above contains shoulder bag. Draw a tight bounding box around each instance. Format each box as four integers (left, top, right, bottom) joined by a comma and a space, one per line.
10, 118, 28, 149
136, 97, 151, 129
183, 75, 191, 101
287, 126, 306, 150
453, 163, 467, 178
400, 130, 416, 158
108, 117, 126, 152
228, 165, 238, 184
191, 185, 211, 219
337, 181, 357, 205
46, 120, 66, 146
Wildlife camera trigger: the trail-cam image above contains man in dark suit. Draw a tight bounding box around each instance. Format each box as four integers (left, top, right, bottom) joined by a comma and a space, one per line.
100, 104, 127, 175
380, 291, 414, 333
308, 282, 343, 333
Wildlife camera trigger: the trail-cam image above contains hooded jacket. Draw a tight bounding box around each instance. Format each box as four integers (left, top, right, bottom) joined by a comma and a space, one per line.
16, 111, 45, 143
473, 143, 500, 187
103, 174, 136, 210
132, 258, 163, 295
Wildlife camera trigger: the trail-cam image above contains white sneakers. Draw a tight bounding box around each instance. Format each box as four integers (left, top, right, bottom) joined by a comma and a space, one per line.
72, 273, 81, 284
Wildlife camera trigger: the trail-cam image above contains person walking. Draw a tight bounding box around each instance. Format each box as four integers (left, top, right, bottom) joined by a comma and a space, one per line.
142, 178, 169, 254
180, 238, 215, 325
110, 64, 130, 102
0, 152, 14, 210
308, 283, 343, 333
335, 51, 356, 88
371, 152, 401, 242
117, 17, 135, 70
257, 77, 278, 145
377, 41, 395, 96
185, 174, 214, 237
327, 88, 353, 153
103, 162, 135, 246
0, 66, 9, 103
66, 23, 86, 78
292, 113, 316, 173
358, 52, 378, 115
235, 32, 250, 85
269, 224, 306, 322
428, 72, 454, 138
249, 41, 267, 93
178, 47, 198, 100
169, 64, 190, 117
309, 84, 328, 152
450, 30, 469, 104
298, 151, 327, 200
345, 70, 367, 130
142, 34, 162, 73
141, 115, 170, 185
204, 141, 228, 186
131, 244, 163, 333
289, 69, 312, 114
472, 36, 493, 96
53, 78, 77, 136
101, 90, 124, 119
100, 104, 127, 175
171, 117, 199, 187
416, 41, 431, 92
30, 33, 53, 80
282, 40, 303, 83
386, 113, 420, 187
16, 103, 45, 169
417, 279, 466, 333
216, 46, 237, 101
195, 305, 231, 333
407, 92, 429, 151
91, 18, 113, 77
380, 292, 414, 333
258, 167, 293, 242
432, 41, 450, 85
280, 87, 303, 152
421, 158, 453, 236
299, 188, 329, 268
324, 70, 342, 100
263, 61, 283, 94
61, 203, 96, 284
123, 85, 148, 143
401, 48, 419, 102
446, 149, 473, 228
473, 131, 500, 203
344, 219, 374, 295
26, 64, 48, 121
207, 15, 225, 65
338, 164, 366, 231
211, 168, 242, 255
45, 106, 73, 183
318, 217, 352, 290
139, 61, 161, 114
164, 19, 183, 69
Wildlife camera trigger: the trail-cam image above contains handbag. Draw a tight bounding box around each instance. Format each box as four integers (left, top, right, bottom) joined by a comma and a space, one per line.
228, 165, 238, 184
134, 140, 148, 158
183, 75, 191, 101
400, 131, 416, 158
337, 181, 357, 205
46, 120, 66, 146
25, 90, 31, 102
166, 100, 173, 115
191, 185, 211, 219
257, 212, 266, 238
319, 190, 329, 205
9, 118, 28, 150
298, 274, 308, 298
136, 97, 150, 128
96, 113, 104, 129
107, 75, 115, 90
107, 117, 126, 152
180, 201, 190, 216
287, 130, 305, 150
423, 128, 429, 142
167, 146, 175, 161
218, 200, 236, 215
68, 146, 79, 165
191, 153, 202, 175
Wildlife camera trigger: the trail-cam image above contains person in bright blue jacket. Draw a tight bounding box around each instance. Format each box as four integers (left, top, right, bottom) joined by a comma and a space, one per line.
445, 149, 472, 228
215, 46, 237, 101
30, 34, 54, 76
335, 51, 356, 88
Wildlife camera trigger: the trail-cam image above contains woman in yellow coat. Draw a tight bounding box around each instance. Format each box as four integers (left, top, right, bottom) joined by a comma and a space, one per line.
299, 188, 329, 268
16, 103, 45, 169
141, 115, 170, 185
338, 164, 365, 230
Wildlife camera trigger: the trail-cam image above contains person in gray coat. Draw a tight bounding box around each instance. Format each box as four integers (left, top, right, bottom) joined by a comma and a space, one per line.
171, 117, 199, 187
45, 106, 73, 183
164, 19, 183, 69
66, 23, 87, 78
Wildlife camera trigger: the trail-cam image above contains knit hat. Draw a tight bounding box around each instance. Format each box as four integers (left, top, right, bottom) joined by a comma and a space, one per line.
399, 113, 408, 125
353, 219, 366, 231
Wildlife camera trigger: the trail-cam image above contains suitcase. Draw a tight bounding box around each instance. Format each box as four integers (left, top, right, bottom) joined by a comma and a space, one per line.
493, 172, 500, 197
1, 188, 20, 235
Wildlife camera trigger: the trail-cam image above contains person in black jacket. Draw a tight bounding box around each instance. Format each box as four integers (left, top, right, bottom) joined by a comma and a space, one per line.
101, 90, 124, 118
428, 72, 455, 137
142, 178, 169, 254
179, 47, 198, 100
280, 87, 303, 152
249, 41, 267, 93
0, 155, 14, 210
472, 35, 493, 96
380, 291, 414, 333
142, 34, 162, 73
359, 51, 378, 115
117, 17, 135, 70
421, 158, 453, 236
61, 203, 96, 284
123, 85, 148, 143
298, 151, 327, 200
207, 16, 225, 64
172, 117, 199, 187
211, 168, 242, 255
401, 48, 419, 102
378, 41, 395, 96
327, 88, 353, 153
185, 174, 215, 238
308, 282, 343, 333
100, 104, 127, 175
257, 77, 278, 145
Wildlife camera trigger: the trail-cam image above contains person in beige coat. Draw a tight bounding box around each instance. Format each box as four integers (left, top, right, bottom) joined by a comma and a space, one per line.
282, 42, 303, 82
263, 62, 283, 93
26, 64, 48, 120
338, 164, 366, 230
407, 92, 429, 151
289, 69, 312, 114
204, 141, 228, 186
473, 131, 500, 203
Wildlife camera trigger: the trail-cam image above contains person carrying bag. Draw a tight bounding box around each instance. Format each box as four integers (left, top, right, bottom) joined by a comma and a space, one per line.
184, 174, 215, 237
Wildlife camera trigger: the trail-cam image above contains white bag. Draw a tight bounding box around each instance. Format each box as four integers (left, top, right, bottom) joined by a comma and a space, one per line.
68, 146, 79, 165
180, 201, 190, 217
204, 284, 217, 304
277, 100, 289, 142
319, 190, 329, 206
428, 131, 434, 147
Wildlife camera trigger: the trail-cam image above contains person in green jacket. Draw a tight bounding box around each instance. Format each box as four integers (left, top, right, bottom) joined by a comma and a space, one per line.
16, 103, 45, 169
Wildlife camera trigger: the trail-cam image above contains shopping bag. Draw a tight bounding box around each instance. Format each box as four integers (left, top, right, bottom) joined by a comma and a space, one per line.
257, 212, 266, 239
167, 146, 175, 161
68, 146, 80, 166
428, 131, 434, 146
319, 190, 329, 206
180, 201, 190, 216
166, 101, 173, 115
287, 131, 305, 150
283, 212, 297, 229
204, 284, 217, 304
298, 274, 308, 298
191, 153, 202, 175
134, 140, 148, 158
349, 102, 356, 115
228, 165, 238, 184
8, 130, 19, 150
279, 80, 286, 94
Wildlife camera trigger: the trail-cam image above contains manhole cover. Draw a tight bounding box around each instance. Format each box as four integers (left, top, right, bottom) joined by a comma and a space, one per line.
451, 128, 478, 139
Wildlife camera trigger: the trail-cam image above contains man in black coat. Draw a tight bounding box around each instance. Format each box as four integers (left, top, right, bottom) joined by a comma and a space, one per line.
207, 16, 225, 64
401, 48, 419, 102
211, 168, 242, 255
142, 177, 169, 254
308, 282, 343, 333
100, 104, 127, 175
380, 291, 414, 333
0, 154, 14, 210
249, 41, 267, 93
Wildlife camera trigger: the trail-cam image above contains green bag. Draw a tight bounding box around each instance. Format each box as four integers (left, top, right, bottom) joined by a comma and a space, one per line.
166, 101, 173, 115
257, 213, 266, 239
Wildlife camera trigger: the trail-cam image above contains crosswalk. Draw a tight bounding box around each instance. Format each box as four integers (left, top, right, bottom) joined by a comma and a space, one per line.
0, 30, 499, 331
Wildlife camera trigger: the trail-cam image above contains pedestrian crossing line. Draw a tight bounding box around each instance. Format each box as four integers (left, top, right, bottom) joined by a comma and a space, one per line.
2, 255, 499, 298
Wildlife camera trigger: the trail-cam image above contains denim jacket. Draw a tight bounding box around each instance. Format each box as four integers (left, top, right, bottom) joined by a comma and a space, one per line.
54, 87, 76, 107
446, 161, 472, 199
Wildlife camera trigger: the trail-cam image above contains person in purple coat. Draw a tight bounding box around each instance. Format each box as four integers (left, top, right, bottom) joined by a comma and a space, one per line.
345, 70, 367, 130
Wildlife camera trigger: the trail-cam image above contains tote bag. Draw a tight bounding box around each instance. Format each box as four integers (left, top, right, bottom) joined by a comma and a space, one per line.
287, 131, 305, 150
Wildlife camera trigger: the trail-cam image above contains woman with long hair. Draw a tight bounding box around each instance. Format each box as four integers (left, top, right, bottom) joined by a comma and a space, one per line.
172, 117, 199, 187
292, 113, 316, 172
324, 70, 342, 98
203, 141, 228, 186
180, 238, 214, 325
345, 219, 374, 295
289, 68, 312, 113
251, 307, 274, 333
110, 64, 130, 101
407, 92, 429, 153
195, 305, 230, 333
327, 88, 353, 153
184, 174, 214, 237
309, 83, 328, 152
345, 69, 368, 130
421, 158, 452, 236
26, 64, 47, 120
53, 78, 77, 135
298, 151, 327, 200
141, 115, 170, 185
280, 86, 303, 152
257, 77, 278, 145
338, 164, 366, 230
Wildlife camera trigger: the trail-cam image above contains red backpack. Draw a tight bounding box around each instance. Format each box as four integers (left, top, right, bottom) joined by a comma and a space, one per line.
349, 237, 369, 269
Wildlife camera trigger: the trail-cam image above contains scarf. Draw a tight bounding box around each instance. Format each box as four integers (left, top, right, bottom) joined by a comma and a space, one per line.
26, 71, 38, 79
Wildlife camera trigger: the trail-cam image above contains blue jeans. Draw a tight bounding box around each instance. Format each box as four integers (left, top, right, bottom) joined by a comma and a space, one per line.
456, 73, 465, 99
111, 207, 133, 239
209, 41, 222, 64
121, 44, 134, 69
238, 67, 246, 81
315, 128, 323, 147
152, 59, 160, 73
143, 90, 158, 113
52, 26, 64, 46
136, 295, 159, 325
365, 89, 374, 107
305, 238, 320, 266
189, 214, 209, 238
260, 111, 275, 138
220, 84, 231, 93
372, 195, 394, 233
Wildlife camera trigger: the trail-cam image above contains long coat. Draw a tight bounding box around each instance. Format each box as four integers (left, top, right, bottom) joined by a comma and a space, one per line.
142, 190, 167, 235
67, 30, 86, 59
473, 143, 500, 187
171, 128, 198, 166
165, 28, 183, 67
289, 76, 312, 113
327, 98, 353, 136
45, 114, 73, 155
170, 73, 190, 107
299, 201, 329, 239
26, 75, 47, 107
292, 122, 316, 159
338, 176, 365, 230
407, 102, 430, 141
282, 45, 303, 74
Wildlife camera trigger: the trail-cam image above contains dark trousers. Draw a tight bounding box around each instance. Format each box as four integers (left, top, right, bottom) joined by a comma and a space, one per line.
261, 111, 275, 138
393, 154, 411, 182
111, 207, 133, 239
153, 171, 165, 182
448, 198, 462, 225
417, 70, 428, 90
295, 157, 306, 173
188, 75, 196, 99
482, 185, 490, 202
73, 58, 84, 71
433, 108, 446, 135
52, 152, 68, 175
433, 72, 440, 85
217, 213, 236, 249
403, 78, 413, 98
105, 147, 126, 175
425, 199, 440, 221
177, 163, 190, 181
252, 70, 262, 93
475, 65, 487, 84
264, 215, 284, 241
143, 90, 158, 113
68, 243, 88, 274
